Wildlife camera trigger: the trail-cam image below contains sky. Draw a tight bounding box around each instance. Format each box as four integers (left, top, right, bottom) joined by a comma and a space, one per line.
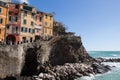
13, 0, 120, 51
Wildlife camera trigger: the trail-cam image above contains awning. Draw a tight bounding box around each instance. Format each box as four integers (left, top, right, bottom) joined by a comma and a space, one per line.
35, 25, 42, 29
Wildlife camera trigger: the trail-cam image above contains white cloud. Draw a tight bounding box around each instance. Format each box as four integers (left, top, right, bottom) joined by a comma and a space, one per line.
12, 0, 29, 4
20, 0, 29, 3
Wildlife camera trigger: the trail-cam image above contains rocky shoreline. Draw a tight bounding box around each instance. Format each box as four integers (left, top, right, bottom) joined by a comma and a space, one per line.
31, 61, 111, 80
31, 58, 120, 80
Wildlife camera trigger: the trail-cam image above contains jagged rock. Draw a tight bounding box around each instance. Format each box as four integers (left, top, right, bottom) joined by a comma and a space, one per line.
49, 36, 94, 66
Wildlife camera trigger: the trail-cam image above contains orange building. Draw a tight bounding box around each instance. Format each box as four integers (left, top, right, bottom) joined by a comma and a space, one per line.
0, 1, 8, 42
35, 11, 54, 40
42, 12, 54, 40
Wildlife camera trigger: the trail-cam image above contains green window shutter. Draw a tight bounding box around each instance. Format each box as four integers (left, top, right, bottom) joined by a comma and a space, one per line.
23, 20, 26, 24
0, 19, 3, 24
0, 8, 2, 13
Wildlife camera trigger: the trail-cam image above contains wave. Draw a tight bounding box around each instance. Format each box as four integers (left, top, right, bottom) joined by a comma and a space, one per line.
100, 57, 120, 59
103, 62, 120, 69
78, 74, 95, 80
79, 62, 120, 80
112, 54, 118, 57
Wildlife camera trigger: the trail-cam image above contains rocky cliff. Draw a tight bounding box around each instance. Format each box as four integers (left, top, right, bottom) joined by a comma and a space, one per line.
49, 36, 94, 66
0, 36, 110, 80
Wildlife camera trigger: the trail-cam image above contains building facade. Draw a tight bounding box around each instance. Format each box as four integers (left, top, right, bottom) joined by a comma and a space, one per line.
6, 3, 21, 44
42, 12, 53, 39
0, 1, 8, 42
20, 3, 36, 43
34, 11, 42, 40
6, 3, 36, 44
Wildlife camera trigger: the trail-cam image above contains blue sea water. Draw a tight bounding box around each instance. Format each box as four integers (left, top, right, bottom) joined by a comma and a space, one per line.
79, 51, 120, 80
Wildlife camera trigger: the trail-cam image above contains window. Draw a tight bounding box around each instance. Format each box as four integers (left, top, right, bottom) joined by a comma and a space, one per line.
0, 19, 3, 24
45, 15, 47, 19
0, 29, 1, 34
24, 11, 27, 16
50, 16, 52, 20
15, 5, 19, 9
31, 21, 34, 26
39, 17, 42, 21
16, 27, 18, 32
44, 28, 47, 33
9, 16, 11, 21
49, 30, 51, 34
23, 20, 26, 24
15, 13, 18, 16
15, 17, 18, 22
33, 29, 34, 33
50, 23, 52, 27
29, 28, 31, 33
6, 25, 9, 29
21, 27, 27, 33
45, 22, 47, 26
0, 8, 2, 13
21, 27, 24, 32
31, 13, 35, 18
25, 28, 27, 32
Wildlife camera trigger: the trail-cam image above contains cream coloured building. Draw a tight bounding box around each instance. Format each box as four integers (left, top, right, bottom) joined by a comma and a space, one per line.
20, 4, 36, 42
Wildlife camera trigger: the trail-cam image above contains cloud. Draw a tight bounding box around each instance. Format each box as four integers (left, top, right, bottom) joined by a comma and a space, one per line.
12, 0, 29, 4
20, 0, 29, 3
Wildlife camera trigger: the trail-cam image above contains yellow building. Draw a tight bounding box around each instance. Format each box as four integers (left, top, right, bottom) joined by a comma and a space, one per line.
0, 1, 8, 42
42, 12, 54, 39
20, 4, 36, 43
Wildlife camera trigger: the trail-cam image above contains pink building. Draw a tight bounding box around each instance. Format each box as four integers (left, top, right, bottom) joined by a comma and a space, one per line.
35, 11, 43, 40
6, 3, 21, 44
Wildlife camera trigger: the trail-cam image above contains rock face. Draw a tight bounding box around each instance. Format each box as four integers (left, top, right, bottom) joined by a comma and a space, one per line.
49, 36, 94, 66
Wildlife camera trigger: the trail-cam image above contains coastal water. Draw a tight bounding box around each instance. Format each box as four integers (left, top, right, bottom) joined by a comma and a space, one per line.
79, 51, 120, 80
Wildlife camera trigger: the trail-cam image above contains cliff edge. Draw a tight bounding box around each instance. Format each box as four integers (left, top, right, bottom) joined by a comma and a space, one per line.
0, 36, 111, 80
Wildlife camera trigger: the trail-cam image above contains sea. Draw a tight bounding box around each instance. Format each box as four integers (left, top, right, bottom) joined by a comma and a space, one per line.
78, 51, 120, 80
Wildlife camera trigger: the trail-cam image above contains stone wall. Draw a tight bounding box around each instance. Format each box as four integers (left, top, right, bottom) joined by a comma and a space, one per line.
0, 45, 24, 78
0, 41, 51, 78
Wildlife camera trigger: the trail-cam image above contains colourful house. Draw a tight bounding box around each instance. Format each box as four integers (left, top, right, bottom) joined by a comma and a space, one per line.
6, 3, 21, 44
42, 12, 54, 39
35, 11, 54, 40
6, 3, 36, 44
34, 11, 42, 40
0, 1, 8, 42
20, 3, 36, 43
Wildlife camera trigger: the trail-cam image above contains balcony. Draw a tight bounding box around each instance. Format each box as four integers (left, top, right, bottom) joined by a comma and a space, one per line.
35, 25, 42, 29
9, 7, 19, 13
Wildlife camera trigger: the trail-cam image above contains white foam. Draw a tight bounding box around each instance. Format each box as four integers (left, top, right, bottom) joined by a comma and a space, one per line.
79, 74, 95, 80
112, 54, 118, 57
103, 62, 120, 69
101, 57, 120, 59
